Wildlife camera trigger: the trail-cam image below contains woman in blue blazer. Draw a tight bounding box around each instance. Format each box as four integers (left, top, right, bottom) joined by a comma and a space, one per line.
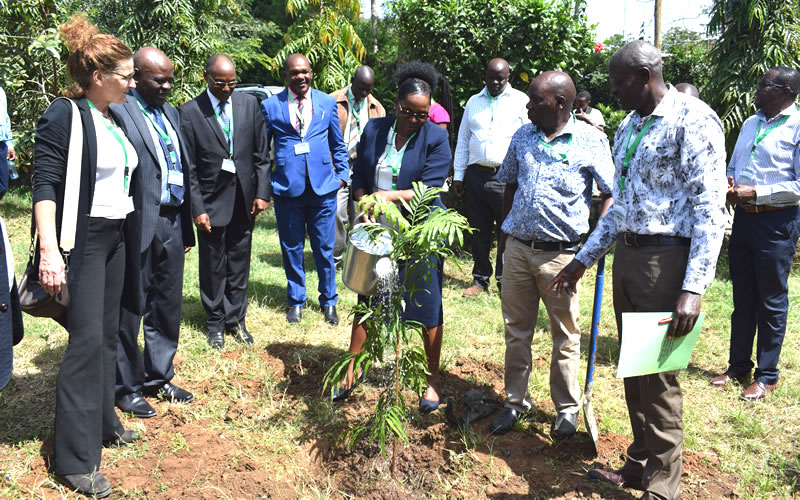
333, 62, 451, 413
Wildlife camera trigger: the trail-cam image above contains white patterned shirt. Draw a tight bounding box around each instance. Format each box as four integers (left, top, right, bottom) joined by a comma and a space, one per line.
576, 87, 728, 294
453, 84, 529, 180
727, 103, 800, 206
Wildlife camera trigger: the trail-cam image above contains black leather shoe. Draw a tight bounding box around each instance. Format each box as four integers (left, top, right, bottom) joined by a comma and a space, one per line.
144, 382, 194, 403
54, 470, 112, 498
116, 392, 156, 418
102, 429, 140, 448
227, 323, 254, 345
489, 407, 520, 435
553, 411, 578, 438
322, 305, 339, 326
207, 331, 224, 349
287, 305, 303, 324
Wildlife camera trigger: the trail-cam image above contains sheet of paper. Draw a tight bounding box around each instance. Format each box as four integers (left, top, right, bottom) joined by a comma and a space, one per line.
616, 312, 705, 378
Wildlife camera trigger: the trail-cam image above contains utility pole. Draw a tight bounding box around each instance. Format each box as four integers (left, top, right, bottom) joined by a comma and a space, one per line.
654, 0, 663, 50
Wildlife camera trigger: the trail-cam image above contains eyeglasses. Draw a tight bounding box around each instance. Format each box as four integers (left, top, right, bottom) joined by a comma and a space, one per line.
209, 79, 238, 89
397, 103, 429, 121
111, 70, 135, 83
757, 81, 786, 90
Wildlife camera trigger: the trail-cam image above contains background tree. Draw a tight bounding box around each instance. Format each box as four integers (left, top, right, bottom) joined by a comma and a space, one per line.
706, 0, 800, 152
661, 27, 711, 91
272, 0, 366, 92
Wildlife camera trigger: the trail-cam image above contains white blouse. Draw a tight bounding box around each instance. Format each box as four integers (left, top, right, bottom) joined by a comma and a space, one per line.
89, 108, 138, 219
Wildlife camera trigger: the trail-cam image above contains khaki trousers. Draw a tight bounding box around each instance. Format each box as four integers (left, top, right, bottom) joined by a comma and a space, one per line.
613, 242, 689, 500
501, 236, 581, 414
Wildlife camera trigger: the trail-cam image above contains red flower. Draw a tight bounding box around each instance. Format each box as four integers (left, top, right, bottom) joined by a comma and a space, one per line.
593, 42, 604, 52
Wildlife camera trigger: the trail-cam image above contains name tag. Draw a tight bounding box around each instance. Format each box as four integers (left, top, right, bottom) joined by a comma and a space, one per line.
221, 158, 237, 173
168, 170, 184, 187
294, 141, 310, 155
611, 203, 627, 221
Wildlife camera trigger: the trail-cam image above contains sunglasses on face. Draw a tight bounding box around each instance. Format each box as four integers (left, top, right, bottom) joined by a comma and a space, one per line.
397, 103, 429, 121
209, 78, 238, 89
757, 81, 786, 90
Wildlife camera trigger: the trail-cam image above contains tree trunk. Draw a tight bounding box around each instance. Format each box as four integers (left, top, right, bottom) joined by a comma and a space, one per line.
371, 0, 378, 54
654, 0, 663, 51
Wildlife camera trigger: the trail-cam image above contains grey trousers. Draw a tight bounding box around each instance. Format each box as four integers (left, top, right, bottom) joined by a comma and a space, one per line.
501, 237, 582, 414
613, 242, 689, 500
333, 182, 358, 265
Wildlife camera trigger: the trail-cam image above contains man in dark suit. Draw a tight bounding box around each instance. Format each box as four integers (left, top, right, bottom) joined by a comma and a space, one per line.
261, 53, 349, 325
112, 47, 196, 418
180, 54, 270, 349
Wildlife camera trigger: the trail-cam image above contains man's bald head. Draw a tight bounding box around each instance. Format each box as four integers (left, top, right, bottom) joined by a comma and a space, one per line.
526, 71, 576, 133
134, 46, 174, 107
350, 65, 376, 101
610, 40, 663, 80
284, 53, 313, 96
284, 53, 311, 73
485, 58, 511, 97
204, 54, 237, 101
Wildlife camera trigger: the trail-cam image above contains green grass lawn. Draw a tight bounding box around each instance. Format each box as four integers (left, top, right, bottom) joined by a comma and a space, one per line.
1, 186, 800, 498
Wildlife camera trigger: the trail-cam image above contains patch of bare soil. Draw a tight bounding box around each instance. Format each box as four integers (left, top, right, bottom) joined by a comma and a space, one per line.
11, 350, 739, 498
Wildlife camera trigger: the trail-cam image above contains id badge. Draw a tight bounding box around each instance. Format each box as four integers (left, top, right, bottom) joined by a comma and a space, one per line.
611, 202, 627, 221
168, 170, 184, 187
221, 158, 237, 173
294, 141, 310, 155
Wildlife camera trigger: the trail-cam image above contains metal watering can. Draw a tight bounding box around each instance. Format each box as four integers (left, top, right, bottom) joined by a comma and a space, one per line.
342, 222, 393, 296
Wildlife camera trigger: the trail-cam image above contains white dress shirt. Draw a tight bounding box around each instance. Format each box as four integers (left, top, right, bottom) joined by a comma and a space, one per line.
453, 84, 529, 181
727, 103, 800, 206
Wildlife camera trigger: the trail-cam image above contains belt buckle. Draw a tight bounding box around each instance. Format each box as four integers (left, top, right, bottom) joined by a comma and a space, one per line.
623, 232, 638, 247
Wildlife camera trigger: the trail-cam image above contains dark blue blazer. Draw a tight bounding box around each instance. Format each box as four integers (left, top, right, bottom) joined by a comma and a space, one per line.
261, 88, 349, 198
351, 117, 451, 209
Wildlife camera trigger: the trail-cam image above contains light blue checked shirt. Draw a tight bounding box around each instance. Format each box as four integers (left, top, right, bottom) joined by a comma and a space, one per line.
727, 103, 800, 206
497, 117, 614, 242
0, 87, 14, 149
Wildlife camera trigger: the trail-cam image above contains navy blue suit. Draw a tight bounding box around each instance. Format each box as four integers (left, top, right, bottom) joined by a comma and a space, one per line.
261, 88, 349, 307
352, 117, 451, 327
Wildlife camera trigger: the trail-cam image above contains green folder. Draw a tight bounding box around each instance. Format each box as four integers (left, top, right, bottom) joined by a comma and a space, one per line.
616, 312, 705, 378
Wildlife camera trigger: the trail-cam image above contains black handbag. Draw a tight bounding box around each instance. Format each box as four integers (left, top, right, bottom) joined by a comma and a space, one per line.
18, 239, 69, 319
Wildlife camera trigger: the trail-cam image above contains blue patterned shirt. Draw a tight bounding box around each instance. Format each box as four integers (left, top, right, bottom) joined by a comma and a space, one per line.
497, 118, 614, 242
0, 87, 13, 148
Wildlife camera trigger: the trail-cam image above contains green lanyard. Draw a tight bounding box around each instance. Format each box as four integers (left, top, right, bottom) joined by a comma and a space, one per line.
750, 114, 791, 162
348, 87, 363, 134
384, 120, 416, 190
487, 91, 497, 123
619, 116, 656, 191
134, 97, 179, 168
212, 99, 234, 156
287, 91, 307, 139
87, 100, 130, 191
535, 117, 574, 162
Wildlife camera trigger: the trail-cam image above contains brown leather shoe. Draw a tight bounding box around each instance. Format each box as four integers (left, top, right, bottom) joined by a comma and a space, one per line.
740, 381, 776, 401
462, 284, 487, 297
710, 371, 748, 387
587, 468, 644, 490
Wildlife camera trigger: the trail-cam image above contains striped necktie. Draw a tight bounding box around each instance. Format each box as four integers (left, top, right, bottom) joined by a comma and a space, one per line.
219, 101, 231, 146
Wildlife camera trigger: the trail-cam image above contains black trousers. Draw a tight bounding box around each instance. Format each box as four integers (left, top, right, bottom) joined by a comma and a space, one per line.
117, 208, 185, 397
54, 217, 126, 475
197, 184, 253, 332
728, 205, 799, 384
464, 166, 505, 288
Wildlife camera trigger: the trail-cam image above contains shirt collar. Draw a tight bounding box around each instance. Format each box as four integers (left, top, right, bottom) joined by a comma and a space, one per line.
756, 102, 800, 122
288, 87, 309, 102
534, 115, 576, 141
646, 85, 678, 118
132, 89, 159, 112
206, 88, 227, 110
483, 84, 510, 99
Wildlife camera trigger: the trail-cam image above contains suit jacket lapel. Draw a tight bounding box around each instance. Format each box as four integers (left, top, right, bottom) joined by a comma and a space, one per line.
277, 89, 295, 137
125, 97, 159, 163
309, 89, 324, 136
232, 92, 246, 158
198, 91, 229, 152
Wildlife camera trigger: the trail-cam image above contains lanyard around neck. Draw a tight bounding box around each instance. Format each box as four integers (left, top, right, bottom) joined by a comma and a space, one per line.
619, 116, 656, 191
134, 97, 178, 168
535, 116, 574, 162
87, 99, 130, 191
750, 114, 791, 162
384, 120, 416, 190
288, 91, 308, 138
348, 88, 364, 133
212, 99, 234, 156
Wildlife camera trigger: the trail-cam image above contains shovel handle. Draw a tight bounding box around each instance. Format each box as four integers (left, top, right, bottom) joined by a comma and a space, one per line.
585, 256, 605, 390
